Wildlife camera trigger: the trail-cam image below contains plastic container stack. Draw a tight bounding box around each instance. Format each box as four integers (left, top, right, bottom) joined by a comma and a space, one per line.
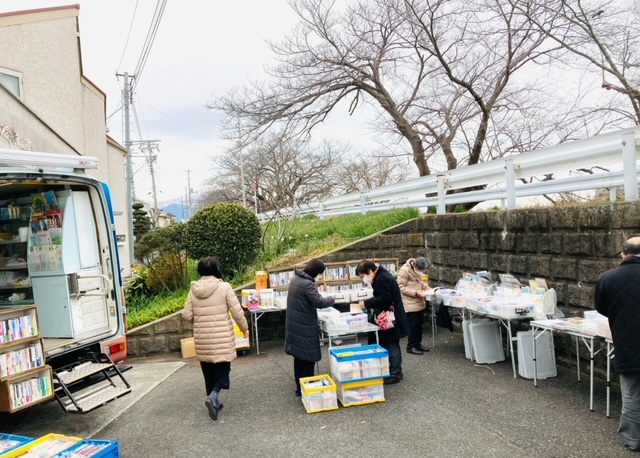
329, 344, 388, 407
300, 374, 338, 414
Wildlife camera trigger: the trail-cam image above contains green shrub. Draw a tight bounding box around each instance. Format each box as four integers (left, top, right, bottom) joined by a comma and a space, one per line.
135, 225, 188, 292
125, 269, 152, 302
127, 291, 188, 329
146, 252, 189, 293
184, 203, 261, 279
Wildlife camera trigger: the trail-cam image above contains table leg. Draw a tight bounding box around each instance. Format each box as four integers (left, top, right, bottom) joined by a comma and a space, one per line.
533, 327, 538, 388
507, 320, 516, 379
431, 301, 436, 349
253, 312, 263, 355
607, 341, 612, 418
589, 337, 594, 412
375, 330, 379, 345
576, 337, 581, 382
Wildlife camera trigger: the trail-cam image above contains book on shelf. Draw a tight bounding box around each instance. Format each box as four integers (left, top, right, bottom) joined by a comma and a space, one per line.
0, 340, 44, 378
9, 372, 51, 408
0, 314, 36, 343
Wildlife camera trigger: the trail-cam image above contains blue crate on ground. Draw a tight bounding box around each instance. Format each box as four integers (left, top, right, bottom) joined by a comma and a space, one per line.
51, 439, 119, 458
0, 433, 34, 457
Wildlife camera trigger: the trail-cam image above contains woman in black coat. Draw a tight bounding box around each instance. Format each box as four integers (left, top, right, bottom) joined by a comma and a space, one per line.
284, 258, 335, 396
356, 259, 409, 385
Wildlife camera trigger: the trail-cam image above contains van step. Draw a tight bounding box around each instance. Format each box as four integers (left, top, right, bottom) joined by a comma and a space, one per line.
53, 353, 131, 414
55, 362, 113, 385
57, 380, 131, 413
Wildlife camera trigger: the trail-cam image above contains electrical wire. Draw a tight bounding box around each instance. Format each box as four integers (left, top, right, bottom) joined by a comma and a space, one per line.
117, 0, 140, 72
131, 0, 168, 92
137, 94, 216, 132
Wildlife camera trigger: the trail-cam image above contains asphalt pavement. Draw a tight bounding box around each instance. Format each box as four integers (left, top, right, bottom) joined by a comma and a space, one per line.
6, 330, 636, 458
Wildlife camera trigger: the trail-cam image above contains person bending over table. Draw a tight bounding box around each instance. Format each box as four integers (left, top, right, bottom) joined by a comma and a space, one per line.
397, 257, 433, 355
356, 259, 409, 385
284, 258, 335, 397
595, 236, 640, 453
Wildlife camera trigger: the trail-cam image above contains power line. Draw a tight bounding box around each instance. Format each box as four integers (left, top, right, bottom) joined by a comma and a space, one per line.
117, 0, 140, 72
131, 0, 168, 92
136, 94, 216, 132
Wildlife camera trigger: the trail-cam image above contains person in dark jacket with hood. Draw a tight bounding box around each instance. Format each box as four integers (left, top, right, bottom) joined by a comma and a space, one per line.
356, 259, 409, 385
595, 236, 640, 452
285, 258, 335, 396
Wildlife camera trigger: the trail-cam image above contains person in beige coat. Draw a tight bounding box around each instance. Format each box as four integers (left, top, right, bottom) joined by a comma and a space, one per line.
397, 257, 433, 355
182, 257, 249, 422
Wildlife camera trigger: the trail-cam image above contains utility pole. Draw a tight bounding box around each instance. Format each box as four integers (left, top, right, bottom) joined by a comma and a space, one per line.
145, 142, 159, 225
184, 170, 193, 219
117, 71, 136, 266
237, 123, 246, 208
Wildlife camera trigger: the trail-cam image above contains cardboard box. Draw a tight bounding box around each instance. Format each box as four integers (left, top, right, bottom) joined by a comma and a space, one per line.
180, 337, 196, 359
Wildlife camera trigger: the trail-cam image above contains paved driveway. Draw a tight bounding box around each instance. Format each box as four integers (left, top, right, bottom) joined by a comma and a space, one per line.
7, 331, 632, 458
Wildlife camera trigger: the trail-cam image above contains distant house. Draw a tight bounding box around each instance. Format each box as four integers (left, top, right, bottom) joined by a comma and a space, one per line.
0, 5, 132, 275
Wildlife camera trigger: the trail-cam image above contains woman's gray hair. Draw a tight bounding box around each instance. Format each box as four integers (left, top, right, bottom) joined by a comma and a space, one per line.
414, 257, 432, 270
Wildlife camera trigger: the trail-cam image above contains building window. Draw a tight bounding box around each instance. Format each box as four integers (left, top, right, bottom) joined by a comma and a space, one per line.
0, 67, 23, 100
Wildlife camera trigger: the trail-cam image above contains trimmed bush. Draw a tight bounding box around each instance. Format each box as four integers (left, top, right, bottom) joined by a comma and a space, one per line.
184, 203, 261, 279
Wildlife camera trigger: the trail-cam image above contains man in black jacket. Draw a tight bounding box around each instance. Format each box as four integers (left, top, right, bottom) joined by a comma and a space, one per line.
595, 237, 640, 452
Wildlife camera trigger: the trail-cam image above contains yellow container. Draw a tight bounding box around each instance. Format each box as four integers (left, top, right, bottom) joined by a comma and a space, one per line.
180, 337, 196, 359
300, 374, 338, 414
0, 433, 81, 458
255, 271, 268, 290
336, 378, 385, 407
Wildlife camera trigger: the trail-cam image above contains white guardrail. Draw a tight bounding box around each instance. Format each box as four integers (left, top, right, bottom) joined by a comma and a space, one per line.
258, 127, 640, 220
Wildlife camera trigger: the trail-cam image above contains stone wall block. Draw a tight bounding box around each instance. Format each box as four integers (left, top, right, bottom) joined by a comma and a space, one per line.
153, 315, 181, 334
486, 254, 509, 272
127, 338, 140, 356
550, 258, 578, 280
422, 215, 438, 232
469, 212, 488, 230
480, 233, 501, 251
350, 236, 380, 250
405, 233, 424, 247
549, 207, 578, 229
539, 234, 562, 255
449, 233, 465, 249
620, 203, 640, 229
387, 219, 418, 234
499, 232, 516, 252
139, 336, 168, 354
505, 211, 527, 231
508, 255, 528, 276
440, 214, 457, 231
528, 255, 551, 277
567, 283, 595, 308
563, 233, 593, 256
428, 249, 445, 265
462, 232, 479, 249
486, 212, 505, 230
381, 234, 404, 249
515, 234, 538, 253
435, 232, 450, 249
455, 214, 471, 231
578, 259, 615, 283
577, 206, 612, 229
525, 209, 548, 230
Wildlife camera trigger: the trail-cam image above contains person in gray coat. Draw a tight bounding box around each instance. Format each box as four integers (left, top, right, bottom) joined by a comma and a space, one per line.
284, 258, 335, 396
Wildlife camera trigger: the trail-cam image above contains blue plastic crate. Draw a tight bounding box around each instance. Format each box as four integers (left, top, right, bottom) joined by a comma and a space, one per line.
329, 344, 390, 382
51, 439, 119, 458
0, 434, 34, 457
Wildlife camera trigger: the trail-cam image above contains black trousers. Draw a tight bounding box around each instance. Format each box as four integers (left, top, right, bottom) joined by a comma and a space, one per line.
294, 358, 316, 394
406, 311, 425, 349
200, 361, 231, 397
369, 332, 403, 376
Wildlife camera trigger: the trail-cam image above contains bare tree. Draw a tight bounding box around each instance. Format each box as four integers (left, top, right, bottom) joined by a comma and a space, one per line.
333, 150, 413, 194
207, 134, 348, 214
519, 0, 640, 125
211, 0, 557, 180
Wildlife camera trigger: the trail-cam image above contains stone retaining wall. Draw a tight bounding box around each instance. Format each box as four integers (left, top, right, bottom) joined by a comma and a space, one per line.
127, 202, 639, 367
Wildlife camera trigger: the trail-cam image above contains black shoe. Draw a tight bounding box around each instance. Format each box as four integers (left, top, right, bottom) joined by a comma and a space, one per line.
384, 374, 402, 385
625, 444, 640, 452
407, 347, 423, 355
416, 344, 430, 352
295, 390, 301, 397
205, 398, 218, 421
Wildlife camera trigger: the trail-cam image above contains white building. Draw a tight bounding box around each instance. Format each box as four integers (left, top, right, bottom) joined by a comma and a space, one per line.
0, 5, 132, 276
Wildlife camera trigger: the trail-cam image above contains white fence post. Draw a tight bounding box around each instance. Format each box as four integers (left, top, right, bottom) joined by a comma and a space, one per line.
319, 203, 324, 220
360, 193, 367, 215
610, 186, 617, 202
437, 174, 446, 214
622, 132, 638, 202
505, 158, 516, 210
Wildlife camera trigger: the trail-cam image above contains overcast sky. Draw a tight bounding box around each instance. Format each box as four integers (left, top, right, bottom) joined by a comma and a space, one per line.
1, 0, 377, 206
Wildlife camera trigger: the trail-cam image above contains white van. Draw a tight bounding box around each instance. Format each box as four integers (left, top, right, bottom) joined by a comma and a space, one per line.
0, 149, 130, 414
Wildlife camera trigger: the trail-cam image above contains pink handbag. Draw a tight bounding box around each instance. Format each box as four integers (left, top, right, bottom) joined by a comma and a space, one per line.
375, 306, 396, 330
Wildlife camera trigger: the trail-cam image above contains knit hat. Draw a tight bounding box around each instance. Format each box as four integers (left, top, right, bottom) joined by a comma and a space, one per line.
414, 257, 432, 270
